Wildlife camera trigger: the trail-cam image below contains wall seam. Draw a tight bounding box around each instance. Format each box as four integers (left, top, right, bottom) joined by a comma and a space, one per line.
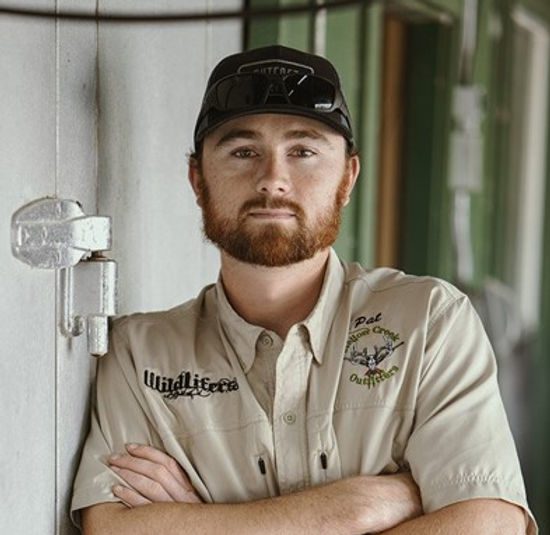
95, 0, 100, 214
54, 1, 60, 532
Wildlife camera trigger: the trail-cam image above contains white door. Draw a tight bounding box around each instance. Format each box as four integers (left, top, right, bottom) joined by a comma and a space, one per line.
0, 2, 241, 533
1, 3, 99, 533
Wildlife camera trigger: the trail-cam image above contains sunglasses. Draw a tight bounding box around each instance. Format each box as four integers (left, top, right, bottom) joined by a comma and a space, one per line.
202, 72, 345, 113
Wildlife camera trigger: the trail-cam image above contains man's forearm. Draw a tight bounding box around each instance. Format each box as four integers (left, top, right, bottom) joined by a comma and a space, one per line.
85, 493, 357, 535
380, 499, 527, 535
82, 473, 421, 535
84, 477, 366, 535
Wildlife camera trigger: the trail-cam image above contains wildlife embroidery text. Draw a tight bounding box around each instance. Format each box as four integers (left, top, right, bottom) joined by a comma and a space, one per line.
143, 369, 239, 399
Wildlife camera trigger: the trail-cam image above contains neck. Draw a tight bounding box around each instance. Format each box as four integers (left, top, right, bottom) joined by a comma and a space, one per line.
219, 248, 331, 339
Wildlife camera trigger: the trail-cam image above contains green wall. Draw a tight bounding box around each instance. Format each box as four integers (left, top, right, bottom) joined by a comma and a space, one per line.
245, 1, 550, 528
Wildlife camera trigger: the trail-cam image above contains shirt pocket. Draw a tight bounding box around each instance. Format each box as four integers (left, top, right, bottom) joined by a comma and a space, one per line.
177, 419, 277, 503
307, 414, 343, 486
333, 403, 414, 477
254, 451, 279, 497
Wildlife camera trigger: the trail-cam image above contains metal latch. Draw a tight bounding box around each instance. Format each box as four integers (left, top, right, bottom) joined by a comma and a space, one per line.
11, 197, 117, 356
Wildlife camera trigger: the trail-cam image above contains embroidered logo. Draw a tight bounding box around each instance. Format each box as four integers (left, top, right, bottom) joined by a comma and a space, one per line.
144, 369, 239, 400
344, 313, 405, 390
238, 59, 314, 77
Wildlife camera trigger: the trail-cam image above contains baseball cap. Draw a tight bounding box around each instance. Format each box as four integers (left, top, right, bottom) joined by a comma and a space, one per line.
193, 45, 355, 150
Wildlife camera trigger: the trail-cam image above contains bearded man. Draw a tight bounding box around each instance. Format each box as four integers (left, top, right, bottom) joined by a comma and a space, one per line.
72, 45, 536, 534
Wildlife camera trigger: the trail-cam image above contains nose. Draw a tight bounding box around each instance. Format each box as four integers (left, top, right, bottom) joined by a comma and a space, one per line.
255, 153, 291, 196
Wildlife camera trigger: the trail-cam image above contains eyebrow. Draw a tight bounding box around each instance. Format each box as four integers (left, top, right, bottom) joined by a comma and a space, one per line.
215, 129, 261, 148
283, 129, 331, 144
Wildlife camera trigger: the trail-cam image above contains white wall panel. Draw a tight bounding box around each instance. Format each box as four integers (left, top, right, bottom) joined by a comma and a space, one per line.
0, 7, 57, 534
97, 0, 242, 314
1, 2, 243, 533
55, 1, 99, 533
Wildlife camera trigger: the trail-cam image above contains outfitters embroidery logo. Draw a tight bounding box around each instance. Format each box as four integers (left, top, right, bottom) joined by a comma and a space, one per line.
143, 369, 239, 400
344, 313, 405, 390
237, 59, 315, 77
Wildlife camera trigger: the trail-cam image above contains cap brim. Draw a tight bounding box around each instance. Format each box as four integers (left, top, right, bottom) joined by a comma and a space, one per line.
195, 105, 354, 149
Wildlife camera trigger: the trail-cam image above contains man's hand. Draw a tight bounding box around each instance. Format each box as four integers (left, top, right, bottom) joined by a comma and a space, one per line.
105, 444, 421, 533
107, 444, 202, 507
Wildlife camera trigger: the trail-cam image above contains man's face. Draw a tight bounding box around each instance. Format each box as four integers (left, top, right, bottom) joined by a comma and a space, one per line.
189, 113, 359, 267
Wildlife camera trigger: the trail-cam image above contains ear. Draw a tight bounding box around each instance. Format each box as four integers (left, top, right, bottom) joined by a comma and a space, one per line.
188, 158, 203, 207
341, 154, 360, 207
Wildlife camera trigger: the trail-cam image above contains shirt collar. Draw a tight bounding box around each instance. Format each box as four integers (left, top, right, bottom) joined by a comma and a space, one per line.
216, 279, 264, 373
215, 247, 345, 371
299, 248, 345, 365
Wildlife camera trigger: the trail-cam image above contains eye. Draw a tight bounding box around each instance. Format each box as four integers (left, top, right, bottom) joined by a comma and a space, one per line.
231, 148, 258, 159
289, 147, 317, 158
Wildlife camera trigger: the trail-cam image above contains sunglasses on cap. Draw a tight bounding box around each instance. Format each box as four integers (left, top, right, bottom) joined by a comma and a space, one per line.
204, 72, 345, 111
195, 72, 352, 140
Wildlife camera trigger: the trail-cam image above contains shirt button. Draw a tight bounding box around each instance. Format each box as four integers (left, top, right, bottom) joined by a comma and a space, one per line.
282, 411, 297, 425
260, 333, 273, 347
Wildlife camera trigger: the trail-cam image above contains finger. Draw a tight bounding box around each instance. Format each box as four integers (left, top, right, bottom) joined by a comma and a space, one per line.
112, 484, 151, 508
109, 455, 194, 502
121, 444, 201, 502
111, 466, 174, 502
125, 444, 192, 488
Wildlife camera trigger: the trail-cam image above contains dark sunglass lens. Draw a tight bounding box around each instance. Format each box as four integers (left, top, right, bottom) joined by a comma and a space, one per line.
285, 75, 336, 110
213, 74, 269, 109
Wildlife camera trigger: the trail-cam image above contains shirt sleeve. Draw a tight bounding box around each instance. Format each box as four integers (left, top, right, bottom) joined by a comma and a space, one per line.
70, 322, 164, 522
404, 294, 537, 534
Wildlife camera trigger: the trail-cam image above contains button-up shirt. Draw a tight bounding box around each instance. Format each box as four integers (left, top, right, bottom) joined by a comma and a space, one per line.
71, 249, 536, 532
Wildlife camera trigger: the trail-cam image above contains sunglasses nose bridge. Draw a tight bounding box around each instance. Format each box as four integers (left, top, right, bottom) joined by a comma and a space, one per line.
265, 78, 287, 97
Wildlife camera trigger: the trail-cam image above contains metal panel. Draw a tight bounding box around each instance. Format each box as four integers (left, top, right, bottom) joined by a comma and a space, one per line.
55, 2, 99, 532
355, 3, 383, 268
97, 0, 242, 315
325, 3, 364, 263
0, 4, 57, 534
1, 2, 242, 533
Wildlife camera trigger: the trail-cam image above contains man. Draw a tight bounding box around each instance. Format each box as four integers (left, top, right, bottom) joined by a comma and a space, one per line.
72, 45, 536, 534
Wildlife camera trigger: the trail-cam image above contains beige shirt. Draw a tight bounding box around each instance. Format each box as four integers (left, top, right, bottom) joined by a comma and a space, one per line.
71, 249, 536, 532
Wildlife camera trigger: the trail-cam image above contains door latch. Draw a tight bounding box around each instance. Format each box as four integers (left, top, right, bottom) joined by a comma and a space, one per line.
11, 197, 117, 356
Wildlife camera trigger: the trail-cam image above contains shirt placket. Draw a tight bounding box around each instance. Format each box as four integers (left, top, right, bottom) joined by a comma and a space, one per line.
272, 326, 312, 494
250, 332, 281, 420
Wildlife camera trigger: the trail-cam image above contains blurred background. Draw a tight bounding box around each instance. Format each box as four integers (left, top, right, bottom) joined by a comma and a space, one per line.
0, 0, 548, 533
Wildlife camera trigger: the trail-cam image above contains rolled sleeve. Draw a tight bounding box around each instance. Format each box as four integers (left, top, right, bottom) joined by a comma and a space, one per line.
70, 323, 163, 520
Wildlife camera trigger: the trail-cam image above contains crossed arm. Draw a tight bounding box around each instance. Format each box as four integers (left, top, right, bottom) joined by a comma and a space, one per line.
81, 444, 527, 535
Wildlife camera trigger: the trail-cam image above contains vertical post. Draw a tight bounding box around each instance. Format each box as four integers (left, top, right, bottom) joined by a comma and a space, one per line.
355, 3, 382, 267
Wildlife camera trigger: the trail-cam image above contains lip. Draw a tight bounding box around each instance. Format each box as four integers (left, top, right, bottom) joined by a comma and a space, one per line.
247, 210, 296, 219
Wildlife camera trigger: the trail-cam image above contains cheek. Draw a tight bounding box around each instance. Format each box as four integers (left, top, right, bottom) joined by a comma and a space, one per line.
301, 175, 347, 217
299, 176, 340, 203
203, 178, 245, 216
204, 160, 254, 192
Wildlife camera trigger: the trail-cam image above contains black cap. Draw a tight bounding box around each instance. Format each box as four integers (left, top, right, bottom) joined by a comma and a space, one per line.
193, 45, 355, 150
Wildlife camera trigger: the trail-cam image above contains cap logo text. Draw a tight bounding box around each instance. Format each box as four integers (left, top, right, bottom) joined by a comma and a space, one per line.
238, 59, 314, 77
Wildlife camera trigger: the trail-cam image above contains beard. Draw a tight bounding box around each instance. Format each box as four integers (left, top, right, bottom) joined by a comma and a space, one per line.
196, 171, 349, 267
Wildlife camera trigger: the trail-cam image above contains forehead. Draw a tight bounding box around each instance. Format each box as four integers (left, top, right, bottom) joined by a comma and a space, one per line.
204, 113, 345, 146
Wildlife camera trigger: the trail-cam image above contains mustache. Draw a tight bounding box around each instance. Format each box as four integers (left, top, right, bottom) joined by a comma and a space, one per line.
239, 197, 305, 218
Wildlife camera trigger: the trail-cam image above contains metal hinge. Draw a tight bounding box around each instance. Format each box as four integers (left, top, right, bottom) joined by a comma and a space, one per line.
11, 197, 117, 356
